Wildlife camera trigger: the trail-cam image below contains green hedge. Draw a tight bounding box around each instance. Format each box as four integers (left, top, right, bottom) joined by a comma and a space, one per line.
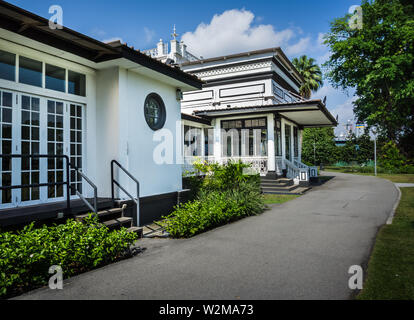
0, 216, 137, 298
165, 161, 265, 238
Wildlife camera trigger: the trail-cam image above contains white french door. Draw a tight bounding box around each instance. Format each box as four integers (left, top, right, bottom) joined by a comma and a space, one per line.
0, 89, 84, 209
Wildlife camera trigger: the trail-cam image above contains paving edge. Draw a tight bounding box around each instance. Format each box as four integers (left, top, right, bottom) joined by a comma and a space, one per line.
386, 184, 402, 225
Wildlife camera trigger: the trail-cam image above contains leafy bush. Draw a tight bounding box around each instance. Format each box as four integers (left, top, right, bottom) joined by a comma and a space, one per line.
0, 216, 137, 298
164, 161, 265, 238
380, 141, 407, 171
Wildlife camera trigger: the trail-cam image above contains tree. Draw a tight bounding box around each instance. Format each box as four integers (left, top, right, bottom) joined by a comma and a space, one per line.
292, 55, 324, 99
302, 127, 338, 165
323, 0, 414, 158
339, 130, 374, 164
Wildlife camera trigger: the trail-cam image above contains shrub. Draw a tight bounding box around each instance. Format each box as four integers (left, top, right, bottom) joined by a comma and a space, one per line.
0, 216, 137, 298
380, 141, 407, 171
165, 161, 265, 238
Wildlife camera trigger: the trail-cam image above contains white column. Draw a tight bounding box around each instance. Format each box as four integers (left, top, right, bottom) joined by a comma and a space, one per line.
267, 114, 276, 172
298, 129, 303, 163
213, 119, 221, 161
199, 127, 205, 158
291, 124, 295, 163
281, 118, 286, 168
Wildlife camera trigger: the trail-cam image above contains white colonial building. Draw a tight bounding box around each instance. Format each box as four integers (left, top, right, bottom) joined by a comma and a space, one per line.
177, 48, 337, 188
0, 2, 336, 228
144, 28, 337, 188
0, 3, 202, 228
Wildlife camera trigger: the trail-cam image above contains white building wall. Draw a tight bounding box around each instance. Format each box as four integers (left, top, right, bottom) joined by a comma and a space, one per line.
95, 67, 120, 198
181, 79, 274, 115
121, 69, 183, 198
95, 67, 183, 199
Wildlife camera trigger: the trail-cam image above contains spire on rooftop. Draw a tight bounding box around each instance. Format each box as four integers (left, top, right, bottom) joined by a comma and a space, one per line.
171, 25, 179, 40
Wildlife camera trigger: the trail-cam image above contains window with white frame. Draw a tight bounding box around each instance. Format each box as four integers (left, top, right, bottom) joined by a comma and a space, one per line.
0, 49, 86, 97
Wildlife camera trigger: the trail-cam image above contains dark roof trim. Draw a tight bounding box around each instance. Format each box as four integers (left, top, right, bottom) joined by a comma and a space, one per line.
113, 44, 203, 89
0, 1, 203, 89
181, 113, 211, 126
181, 47, 279, 66
0, 1, 120, 61
194, 100, 338, 126
183, 56, 301, 89
203, 71, 299, 94
180, 47, 304, 84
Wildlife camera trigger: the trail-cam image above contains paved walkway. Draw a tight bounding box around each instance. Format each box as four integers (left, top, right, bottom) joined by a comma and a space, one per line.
17, 172, 399, 300
395, 183, 414, 188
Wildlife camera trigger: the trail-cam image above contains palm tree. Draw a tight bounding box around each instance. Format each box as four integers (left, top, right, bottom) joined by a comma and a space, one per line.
292, 55, 323, 99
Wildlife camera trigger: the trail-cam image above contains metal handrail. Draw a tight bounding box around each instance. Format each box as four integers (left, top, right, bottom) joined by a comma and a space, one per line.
69, 163, 98, 215
111, 160, 140, 223
0, 154, 71, 213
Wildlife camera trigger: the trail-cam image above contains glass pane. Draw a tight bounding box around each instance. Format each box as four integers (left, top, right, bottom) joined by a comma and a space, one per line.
21, 126, 30, 140
46, 64, 65, 92
2, 140, 11, 154
31, 98, 40, 111
31, 112, 39, 126
22, 95, 30, 110
2, 157, 11, 171
2, 124, 12, 139
68, 71, 86, 96
2, 92, 12, 107
2, 108, 12, 123
48, 100, 55, 114
19, 56, 42, 87
56, 102, 63, 115
0, 50, 15, 81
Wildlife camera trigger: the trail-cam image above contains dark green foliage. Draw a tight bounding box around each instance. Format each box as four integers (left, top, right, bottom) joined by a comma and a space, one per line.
0, 216, 137, 298
323, 0, 414, 157
165, 161, 265, 238
292, 55, 323, 99
339, 131, 375, 164
302, 127, 338, 165
379, 141, 408, 170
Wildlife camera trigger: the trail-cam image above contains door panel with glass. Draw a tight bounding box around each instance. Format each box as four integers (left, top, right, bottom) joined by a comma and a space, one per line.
0, 90, 84, 209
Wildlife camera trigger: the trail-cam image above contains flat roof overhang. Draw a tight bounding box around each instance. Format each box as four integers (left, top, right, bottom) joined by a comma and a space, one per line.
194, 100, 338, 128
0, 1, 203, 90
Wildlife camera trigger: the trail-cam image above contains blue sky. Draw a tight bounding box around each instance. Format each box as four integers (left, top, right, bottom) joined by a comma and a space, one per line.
9, 0, 359, 135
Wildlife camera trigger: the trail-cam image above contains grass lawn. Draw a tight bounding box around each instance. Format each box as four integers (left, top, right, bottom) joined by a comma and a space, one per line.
357, 188, 414, 300
263, 194, 300, 205
324, 167, 414, 183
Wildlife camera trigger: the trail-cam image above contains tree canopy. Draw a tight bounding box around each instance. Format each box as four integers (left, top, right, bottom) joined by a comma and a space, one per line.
323, 0, 414, 158
302, 128, 338, 165
292, 55, 324, 99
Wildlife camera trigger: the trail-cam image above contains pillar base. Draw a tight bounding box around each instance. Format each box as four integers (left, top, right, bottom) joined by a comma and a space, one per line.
265, 171, 278, 180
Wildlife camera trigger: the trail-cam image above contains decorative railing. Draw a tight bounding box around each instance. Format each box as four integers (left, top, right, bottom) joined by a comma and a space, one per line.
183, 156, 268, 176
285, 159, 309, 185
293, 159, 318, 179
184, 51, 200, 62
276, 156, 284, 175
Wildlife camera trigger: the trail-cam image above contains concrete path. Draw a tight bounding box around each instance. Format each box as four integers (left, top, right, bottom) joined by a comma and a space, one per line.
17, 172, 399, 300
395, 183, 414, 188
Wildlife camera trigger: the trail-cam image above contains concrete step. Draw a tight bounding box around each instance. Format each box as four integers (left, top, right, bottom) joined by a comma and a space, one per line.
261, 185, 299, 193
75, 207, 123, 222
103, 216, 133, 230
261, 181, 292, 187
127, 227, 144, 238
263, 186, 312, 195
260, 178, 294, 187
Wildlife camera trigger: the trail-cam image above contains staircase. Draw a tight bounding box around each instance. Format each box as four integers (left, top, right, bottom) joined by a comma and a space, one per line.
260, 177, 311, 195
75, 204, 143, 237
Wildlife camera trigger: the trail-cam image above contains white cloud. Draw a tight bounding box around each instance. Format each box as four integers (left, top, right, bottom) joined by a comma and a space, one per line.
181, 9, 358, 137
144, 27, 155, 43
181, 9, 312, 58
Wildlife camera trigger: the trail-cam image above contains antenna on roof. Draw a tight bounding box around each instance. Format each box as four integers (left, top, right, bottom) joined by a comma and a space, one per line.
171, 25, 179, 40
323, 96, 327, 105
